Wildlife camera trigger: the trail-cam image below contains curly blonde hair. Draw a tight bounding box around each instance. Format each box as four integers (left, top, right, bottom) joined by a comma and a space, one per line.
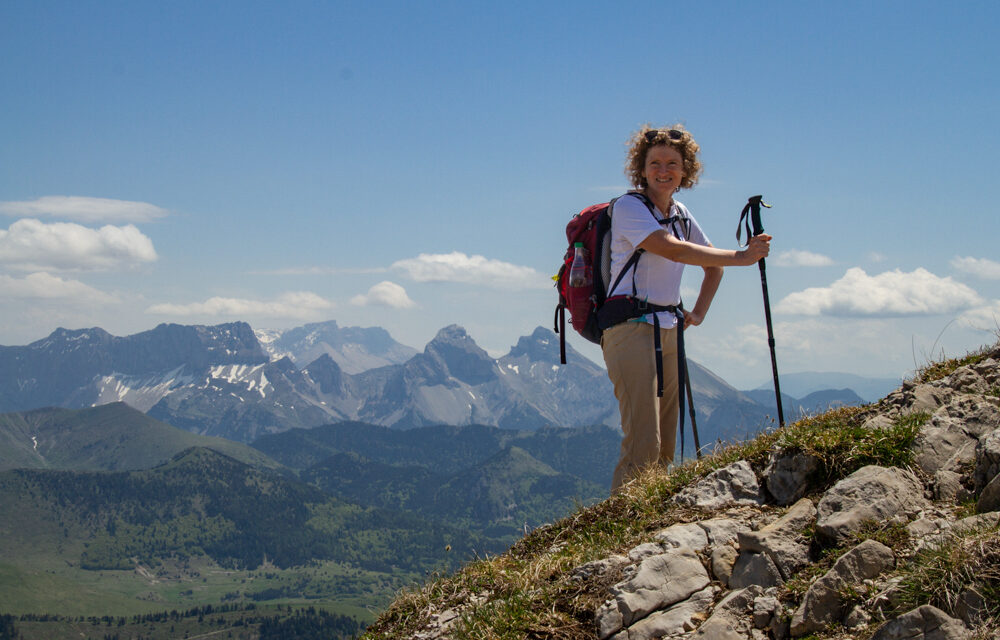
625, 124, 703, 191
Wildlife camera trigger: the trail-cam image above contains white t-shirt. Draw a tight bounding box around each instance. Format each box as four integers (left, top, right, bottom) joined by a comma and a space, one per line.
607, 193, 711, 329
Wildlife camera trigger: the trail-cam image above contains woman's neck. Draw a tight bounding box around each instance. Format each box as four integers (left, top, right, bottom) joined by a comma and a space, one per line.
644, 189, 674, 214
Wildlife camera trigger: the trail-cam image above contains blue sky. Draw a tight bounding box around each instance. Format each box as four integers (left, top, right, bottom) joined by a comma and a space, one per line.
2, 0, 999, 389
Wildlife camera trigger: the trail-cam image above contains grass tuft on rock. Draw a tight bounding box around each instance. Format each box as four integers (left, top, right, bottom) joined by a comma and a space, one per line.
913, 344, 994, 384
892, 521, 1000, 624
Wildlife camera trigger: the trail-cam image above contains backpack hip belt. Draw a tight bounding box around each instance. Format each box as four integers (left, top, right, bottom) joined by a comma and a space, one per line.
598, 295, 686, 397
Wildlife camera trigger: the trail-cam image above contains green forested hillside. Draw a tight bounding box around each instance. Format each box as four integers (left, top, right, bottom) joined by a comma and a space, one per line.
2, 447, 497, 573
0, 403, 280, 472
252, 422, 620, 486
259, 422, 618, 540
0, 445, 506, 640
302, 445, 605, 539
0, 412, 621, 639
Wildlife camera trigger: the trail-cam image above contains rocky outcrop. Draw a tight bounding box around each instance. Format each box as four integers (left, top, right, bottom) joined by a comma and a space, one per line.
870, 605, 972, 640
789, 539, 895, 635
815, 465, 930, 545
392, 347, 1000, 640
580, 350, 1000, 639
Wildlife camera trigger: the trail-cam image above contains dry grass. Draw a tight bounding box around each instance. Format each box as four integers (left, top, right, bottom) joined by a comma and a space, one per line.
912, 343, 999, 385
892, 521, 1000, 623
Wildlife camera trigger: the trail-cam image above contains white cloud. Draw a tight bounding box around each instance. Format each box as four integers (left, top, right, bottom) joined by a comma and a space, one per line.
772, 249, 833, 268
960, 300, 1000, 330
776, 267, 982, 317
693, 316, 916, 387
350, 281, 416, 308
868, 252, 887, 263
0, 218, 157, 271
147, 291, 333, 319
952, 256, 1000, 280
0, 272, 117, 303
0, 196, 168, 223
392, 252, 549, 290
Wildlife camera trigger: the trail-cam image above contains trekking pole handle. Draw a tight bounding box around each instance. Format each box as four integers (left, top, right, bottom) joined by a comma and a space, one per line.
737, 195, 772, 246
748, 195, 772, 236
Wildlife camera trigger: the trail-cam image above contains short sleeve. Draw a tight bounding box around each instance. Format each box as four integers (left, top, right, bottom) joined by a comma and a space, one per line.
611, 194, 662, 249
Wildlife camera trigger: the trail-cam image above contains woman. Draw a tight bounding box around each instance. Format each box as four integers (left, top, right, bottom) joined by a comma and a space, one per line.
603, 124, 771, 492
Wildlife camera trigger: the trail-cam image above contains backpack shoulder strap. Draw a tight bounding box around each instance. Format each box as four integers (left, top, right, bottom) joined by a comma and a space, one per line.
606, 192, 659, 296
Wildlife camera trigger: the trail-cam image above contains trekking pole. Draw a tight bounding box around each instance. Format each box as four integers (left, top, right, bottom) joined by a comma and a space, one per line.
738, 195, 785, 428
684, 373, 702, 458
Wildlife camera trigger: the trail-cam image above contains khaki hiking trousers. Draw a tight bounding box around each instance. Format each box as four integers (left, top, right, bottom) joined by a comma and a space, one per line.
602, 321, 680, 493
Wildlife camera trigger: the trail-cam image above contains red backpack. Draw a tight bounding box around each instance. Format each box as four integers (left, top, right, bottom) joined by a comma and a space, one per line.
553, 192, 702, 459
553, 193, 655, 364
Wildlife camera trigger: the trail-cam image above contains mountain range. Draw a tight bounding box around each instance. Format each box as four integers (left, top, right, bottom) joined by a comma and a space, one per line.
0, 319, 882, 448
750, 370, 901, 403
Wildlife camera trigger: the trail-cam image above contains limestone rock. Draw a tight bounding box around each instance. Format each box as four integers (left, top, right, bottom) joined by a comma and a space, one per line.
971, 357, 1000, 385
764, 451, 821, 506
752, 595, 780, 629
698, 517, 748, 546
596, 546, 710, 638
943, 367, 991, 395
933, 469, 970, 502
974, 428, 1000, 491
711, 545, 739, 586
673, 460, 763, 509
918, 512, 1000, 550
934, 396, 1000, 439
628, 542, 665, 562
870, 605, 971, 640
909, 383, 954, 413
816, 465, 930, 545
844, 604, 872, 630
976, 471, 1000, 513
913, 415, 979, 477
693, 586, 761, 639
729, 551, 783, 589
616, 585, 715, 640
954, 588, 988, 627
789, 539, 895, 636
738, 498, 815, 580
653, 522, 709, 551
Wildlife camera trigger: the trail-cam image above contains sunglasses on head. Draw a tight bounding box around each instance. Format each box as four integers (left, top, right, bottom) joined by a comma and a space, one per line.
644, 129, 684, 143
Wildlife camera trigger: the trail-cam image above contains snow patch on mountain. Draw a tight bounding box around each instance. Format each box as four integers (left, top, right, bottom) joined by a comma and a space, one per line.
93, 366, 193, 412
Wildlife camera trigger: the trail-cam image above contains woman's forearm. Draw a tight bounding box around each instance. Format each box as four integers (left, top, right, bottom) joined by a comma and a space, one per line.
638, 229, 770, 267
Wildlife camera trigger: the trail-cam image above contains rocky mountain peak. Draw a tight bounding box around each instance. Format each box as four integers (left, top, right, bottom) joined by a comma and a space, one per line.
28, 327, 114, 353
507, 326, 562, 362
428, 324, 474, 346
258, 319, 417, 373
423, 325, 496, 386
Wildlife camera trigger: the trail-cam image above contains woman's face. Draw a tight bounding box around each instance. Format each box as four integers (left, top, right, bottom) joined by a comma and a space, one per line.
642, 144, 685, 203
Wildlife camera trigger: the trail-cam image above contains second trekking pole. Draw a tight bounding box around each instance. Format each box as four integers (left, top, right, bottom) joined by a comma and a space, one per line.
738, 195, 785, 428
